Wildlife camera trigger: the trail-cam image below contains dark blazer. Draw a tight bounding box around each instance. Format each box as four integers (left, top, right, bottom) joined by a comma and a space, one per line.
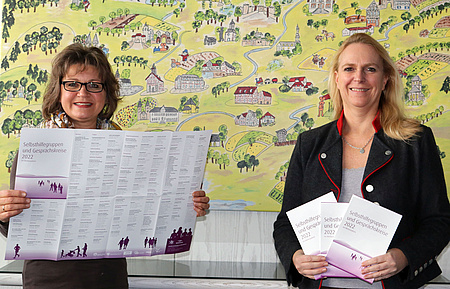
273, 116, 450, 289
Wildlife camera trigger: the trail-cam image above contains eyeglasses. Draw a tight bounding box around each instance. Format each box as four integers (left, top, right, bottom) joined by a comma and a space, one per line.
61, 81, 104, 93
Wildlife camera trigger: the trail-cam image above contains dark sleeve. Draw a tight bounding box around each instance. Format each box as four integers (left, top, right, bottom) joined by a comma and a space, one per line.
0, 153, 18, 237
273, 134, 305, 287
396, 127, 450, 282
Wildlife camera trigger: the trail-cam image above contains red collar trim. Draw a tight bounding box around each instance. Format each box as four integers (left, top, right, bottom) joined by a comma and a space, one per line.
337, 111, 344, 135
337, 110, 382, 135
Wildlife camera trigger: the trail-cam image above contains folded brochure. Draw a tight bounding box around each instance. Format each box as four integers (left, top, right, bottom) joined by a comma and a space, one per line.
287, 193, 402, 282
326, 195, 402, 282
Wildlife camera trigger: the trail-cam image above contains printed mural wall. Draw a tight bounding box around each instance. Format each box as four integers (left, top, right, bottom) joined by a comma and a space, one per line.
1, 0, 449, 212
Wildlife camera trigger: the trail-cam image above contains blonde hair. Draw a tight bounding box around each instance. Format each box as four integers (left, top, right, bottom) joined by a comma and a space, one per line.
328, 33, 421, 141
42, 43, 120, 121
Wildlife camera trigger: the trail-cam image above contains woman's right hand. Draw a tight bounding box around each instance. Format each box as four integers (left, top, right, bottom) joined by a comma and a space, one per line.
292, 249, 328, 279
0, 190, 30, 223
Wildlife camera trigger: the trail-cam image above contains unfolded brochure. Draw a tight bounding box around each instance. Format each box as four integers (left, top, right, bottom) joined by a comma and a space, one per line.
6, 128, 211, 261
326, 195, 402, 282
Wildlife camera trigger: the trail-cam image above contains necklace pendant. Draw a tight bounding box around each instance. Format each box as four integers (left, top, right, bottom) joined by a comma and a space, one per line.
360, 148, 365, 154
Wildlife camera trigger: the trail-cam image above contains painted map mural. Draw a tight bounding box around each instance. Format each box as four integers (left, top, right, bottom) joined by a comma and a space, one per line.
1, 0, 449, 211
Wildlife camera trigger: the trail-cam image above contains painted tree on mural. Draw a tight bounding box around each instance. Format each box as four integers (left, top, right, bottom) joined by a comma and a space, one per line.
442, 76, 450, 94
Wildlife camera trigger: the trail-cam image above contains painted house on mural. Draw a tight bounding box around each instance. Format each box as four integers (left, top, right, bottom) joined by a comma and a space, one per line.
291, 81, 313, 92
181, 98, 199, 114
145, 64, 164, 93
202, 60, 237, 78
225, 20, 237, 42
288, 77, 312, 92
260, 112, 275, 126
156, 31, 172, 44
242, 29, 271, 46
234, 87, 272, 105
174, 74, 206, 91
128, 33, 149, 49
148, 28, 173, 53
210, 134, 221, 147
276, 25, 300, 52
377, 0, 411, 9
115, 69, 131, 90
149, 105, 180, 123
241, 3, 276, 20
115, 69, 138, 97
408, 75, 425, 102
391, 0, 410, 10
276, 128, 288, 143
366, 1, 381, 27
137, 99, 153, 121
204, 35, 217, 46
235, 110, 259, 127
342, 26, 374, 37
307, 0, 334, 14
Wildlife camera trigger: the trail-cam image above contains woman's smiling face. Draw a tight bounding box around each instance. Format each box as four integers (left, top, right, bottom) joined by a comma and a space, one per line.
335, 43, 388, 113
60, 64, 106, 129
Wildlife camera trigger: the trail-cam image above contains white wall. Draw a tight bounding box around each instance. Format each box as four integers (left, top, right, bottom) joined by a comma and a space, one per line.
180, 210, 278, 263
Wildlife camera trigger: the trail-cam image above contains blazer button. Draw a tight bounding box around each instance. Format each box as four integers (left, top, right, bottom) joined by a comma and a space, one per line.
373, 202, 380, 206
385, 150, 392, 156
366, 184, 374, 193
419, 266, 423, 273
321, 153, 327, 159
414, 270, 418, 276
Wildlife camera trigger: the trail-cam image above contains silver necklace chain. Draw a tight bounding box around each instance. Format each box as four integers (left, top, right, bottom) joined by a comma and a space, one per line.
342, 134, 374, 154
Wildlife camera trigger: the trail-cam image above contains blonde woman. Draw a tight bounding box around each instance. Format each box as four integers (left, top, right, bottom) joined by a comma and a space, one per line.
274, 33, 450, 289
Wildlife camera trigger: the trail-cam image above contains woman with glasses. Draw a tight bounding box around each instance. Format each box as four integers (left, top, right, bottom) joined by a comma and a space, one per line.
0, 43, 210, 288
41, 44, 120, 130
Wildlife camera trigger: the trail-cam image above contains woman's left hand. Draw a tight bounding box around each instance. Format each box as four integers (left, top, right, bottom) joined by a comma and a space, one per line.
361, 248, 408, 281
192, 190, 210, 217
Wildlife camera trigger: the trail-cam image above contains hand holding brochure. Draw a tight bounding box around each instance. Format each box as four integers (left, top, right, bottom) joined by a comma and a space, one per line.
287, 193, 402, 283
326, 195, 402, 282
6, 128, 211, 261
286, 194, 352, 279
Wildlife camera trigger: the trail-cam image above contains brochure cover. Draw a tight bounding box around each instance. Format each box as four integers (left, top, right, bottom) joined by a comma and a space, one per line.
326, 195, 402, 283
286, 192, 336, 255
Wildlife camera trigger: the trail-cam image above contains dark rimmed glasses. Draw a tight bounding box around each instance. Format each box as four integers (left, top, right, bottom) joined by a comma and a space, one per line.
61, 81, 105, 93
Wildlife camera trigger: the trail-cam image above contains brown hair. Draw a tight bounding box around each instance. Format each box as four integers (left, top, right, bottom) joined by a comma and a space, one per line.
328, 33, 421, 141
42, 43, 120, 120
